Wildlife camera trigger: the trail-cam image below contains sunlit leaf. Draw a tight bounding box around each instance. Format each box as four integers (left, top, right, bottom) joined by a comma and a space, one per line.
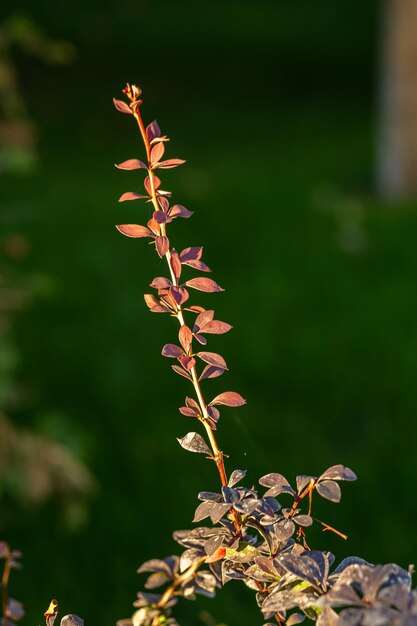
177, 432, 211, 455
210, 391, 246, 407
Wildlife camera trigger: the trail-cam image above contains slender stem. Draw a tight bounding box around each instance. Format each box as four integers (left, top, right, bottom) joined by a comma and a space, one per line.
131, 105, 235, 500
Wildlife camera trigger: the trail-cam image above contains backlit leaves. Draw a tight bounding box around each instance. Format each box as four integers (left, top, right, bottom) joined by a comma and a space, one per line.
185, 278, 224, 292
210, 392, 246, 407
116, 224, 153, 238
115, 159, 147, 170
177, 433, 211, 455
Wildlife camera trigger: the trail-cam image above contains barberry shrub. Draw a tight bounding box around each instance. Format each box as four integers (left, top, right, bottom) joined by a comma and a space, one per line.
113, 83, 417, 626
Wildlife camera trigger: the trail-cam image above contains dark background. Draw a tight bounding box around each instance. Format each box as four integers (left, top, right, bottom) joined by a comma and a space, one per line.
2, 1, 417, 625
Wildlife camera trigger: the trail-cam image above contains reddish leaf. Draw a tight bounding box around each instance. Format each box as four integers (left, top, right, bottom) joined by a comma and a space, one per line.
177, 432, 211, 455
169, 204, 193, 219
156, 158, 186, 169
195, 310, 215, 330
144, 294, 169, 313
179, 406, 199, 417
197, 352, 228, 370
162, 344, 184, 358
180, 247, 203, 263
147, 218, 160, 235
119, 192, 148, 202
115, 159, 147, 170
158, 196, 170, 212
169, 251, 182, 281
179, 325, 193, 353
200, 365, 225, 381
179, 356, 196, 371
146, 120, 161, 142
185, 277, 224, 292
210, 391, 246, 407
185, 397, 200, 411
187, 305, 205, 313
150, 277, 172, 290
113, 98, 132, 114
201, 320, 232, 334
150, 142, 165, 165
185, 259, 211, 272
172, 365, 192, 381
144, 175, 161, 195
156, 236, 169, 257
116, 224, 153, 238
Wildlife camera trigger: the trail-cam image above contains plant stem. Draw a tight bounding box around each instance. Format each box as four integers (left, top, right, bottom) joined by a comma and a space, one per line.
156, 556, 207, 611
129, 102, 240, 534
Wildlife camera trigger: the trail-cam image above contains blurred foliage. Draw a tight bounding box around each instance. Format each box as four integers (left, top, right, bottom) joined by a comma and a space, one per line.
1, 1, 417, 626
0, 14, 76, 173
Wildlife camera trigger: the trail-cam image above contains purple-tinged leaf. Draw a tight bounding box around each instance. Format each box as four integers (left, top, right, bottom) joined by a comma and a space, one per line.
316, 480, 342, 503
319, 465, 357, 482
169, 204, 193, 219
180, 548, 205, 572
180, 247, 203, 263
157, 158, 186, 169
204, 535, 224, 557
200, 365, 225, 381
158, 196, 170, 212
150, 277, 172, 290
296, 475, 316, 494
150, 142, 165, 165
137, 559, 173, 576
162, 344, 184, 358
169, 251, 182, 281
177, 432, 211, 455
193, 501, 215, 523
157, 188, 172, 197
184, 259, 212, 272
210, 503, 232, 524
194, 309, 214, 330
228, 469, 247, 488
144, 571, 170, 589
153, 210, 171, 224
172, 365, 192, 381
186, 277, 224, 292
207, 405, 220, 422
201, 320, 232, 334
293, 515, 313, 527
113, 98, 132, 114
146, 120, 161, 142
198, 491, 222, 502
179, 355, 196, 371
259, 473, 294, 493
194, 333, 207, 345
115, 159, 147, 170
275, 519, 296, 542
116, 224, 153, 238
170, 286, 189, 305
155, 236, 169, 257
179, 325, 193, 352
185, 397, 200, 411
118, 191, 148, 202
179, 406, 199, 417
210, 391, 246, 407
197, 351, 228, 370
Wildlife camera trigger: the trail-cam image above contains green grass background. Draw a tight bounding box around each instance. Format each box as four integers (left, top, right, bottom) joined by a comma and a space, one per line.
2, 1, 417, 624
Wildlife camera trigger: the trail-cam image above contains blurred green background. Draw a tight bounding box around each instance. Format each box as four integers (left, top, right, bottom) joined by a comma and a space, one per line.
1, 1, 417, 625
